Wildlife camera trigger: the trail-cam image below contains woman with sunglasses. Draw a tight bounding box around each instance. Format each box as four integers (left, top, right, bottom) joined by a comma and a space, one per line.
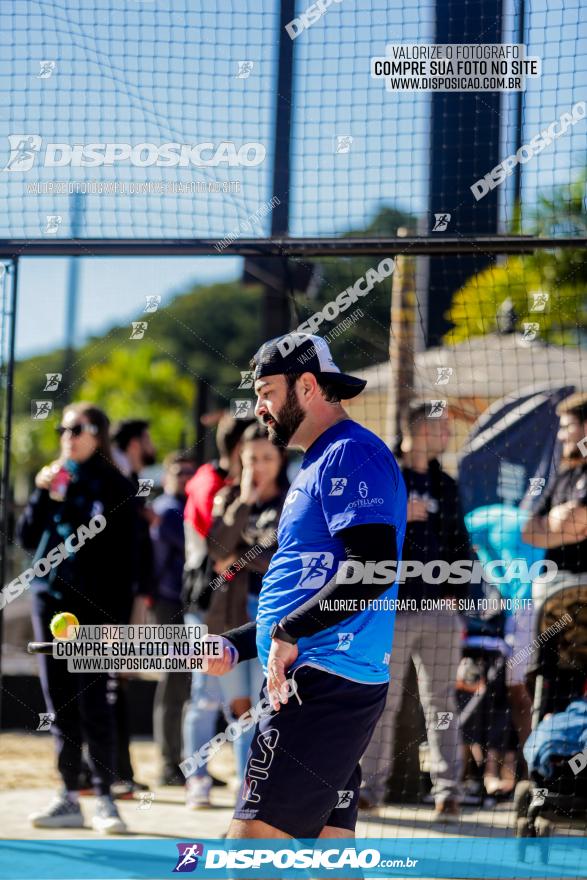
18, 402, 139, 833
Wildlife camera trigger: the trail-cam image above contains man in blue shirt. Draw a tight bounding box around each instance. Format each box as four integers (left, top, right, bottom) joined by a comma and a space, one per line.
206, 333, 406, 840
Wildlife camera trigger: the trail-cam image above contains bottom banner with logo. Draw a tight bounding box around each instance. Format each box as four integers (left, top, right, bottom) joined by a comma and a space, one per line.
1, 838, 586, 878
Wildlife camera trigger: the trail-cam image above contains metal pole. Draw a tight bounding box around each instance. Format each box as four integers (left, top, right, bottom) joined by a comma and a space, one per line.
62, 193, 83, 395
513, 0, 526, 213
262, 0, 295, 339
387, 229, 416, 452
0, 257, 19, 726
271, 1, 294, 239
427, 0, 504, 346
0, 236, 579, 258
194, 377, 209, 467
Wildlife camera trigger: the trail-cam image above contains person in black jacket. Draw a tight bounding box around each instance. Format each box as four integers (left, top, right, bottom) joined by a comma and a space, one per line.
149, 451, 196, 785
18, 402, 138, 834
361, 401, 470, 820
109, 418, 157, 796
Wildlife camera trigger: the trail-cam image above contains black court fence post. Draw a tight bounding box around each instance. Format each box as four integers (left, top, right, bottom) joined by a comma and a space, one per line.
244, 0, 295, 341
427, 0, 504, 346
265, 0, 295, 339
0, 257, 18, 727
513, 0, 526, 210
194, 377, 210, 468
62, 193, 84, 396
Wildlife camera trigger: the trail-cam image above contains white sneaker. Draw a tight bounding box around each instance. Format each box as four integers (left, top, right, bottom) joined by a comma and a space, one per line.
186, 776, 212, 809
29, 793, 84, 828
91, 795, 127, 834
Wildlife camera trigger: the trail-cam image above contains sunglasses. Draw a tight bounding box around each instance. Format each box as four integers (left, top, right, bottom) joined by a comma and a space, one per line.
56, 423, 98, 438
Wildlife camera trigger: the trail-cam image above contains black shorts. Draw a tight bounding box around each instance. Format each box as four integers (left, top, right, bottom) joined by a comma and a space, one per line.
233, 664, 388, 839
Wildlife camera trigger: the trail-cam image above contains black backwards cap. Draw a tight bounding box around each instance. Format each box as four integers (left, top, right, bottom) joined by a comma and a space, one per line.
252, 333, 367, 400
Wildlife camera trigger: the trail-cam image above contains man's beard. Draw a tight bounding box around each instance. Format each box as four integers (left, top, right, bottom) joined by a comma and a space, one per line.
263, 384, 305, 447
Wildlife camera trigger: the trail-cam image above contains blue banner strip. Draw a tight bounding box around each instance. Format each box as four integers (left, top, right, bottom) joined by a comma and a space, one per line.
1, 838, 586, 879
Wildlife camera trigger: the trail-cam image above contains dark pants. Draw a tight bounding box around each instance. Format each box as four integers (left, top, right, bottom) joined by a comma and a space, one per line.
32, 594, 115, 796
108, 674, 135, 781
152, 598, 191, 769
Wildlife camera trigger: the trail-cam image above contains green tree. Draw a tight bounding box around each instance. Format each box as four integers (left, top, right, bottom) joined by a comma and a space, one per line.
445, 171, 587, 345
11, 203, 417, 480
78, 343, 194, 452
12, 343, 194, 482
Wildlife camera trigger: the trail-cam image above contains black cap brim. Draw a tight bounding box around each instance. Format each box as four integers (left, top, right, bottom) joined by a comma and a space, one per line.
317, 372, 367, 400
253, 333, 368, 399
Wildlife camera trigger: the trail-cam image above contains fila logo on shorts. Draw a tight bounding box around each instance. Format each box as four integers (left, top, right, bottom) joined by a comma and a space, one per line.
243, 729, 279, 803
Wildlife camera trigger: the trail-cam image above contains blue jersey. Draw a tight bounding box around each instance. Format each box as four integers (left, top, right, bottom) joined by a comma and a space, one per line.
256, 419, 406, 684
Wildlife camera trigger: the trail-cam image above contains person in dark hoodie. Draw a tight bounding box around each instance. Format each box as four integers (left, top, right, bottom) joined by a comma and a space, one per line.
361, 401, 470, 821
19, 402, 138, 834
149, 451, 196, 785
181, 413, 252, 807
109, 417, 156, 796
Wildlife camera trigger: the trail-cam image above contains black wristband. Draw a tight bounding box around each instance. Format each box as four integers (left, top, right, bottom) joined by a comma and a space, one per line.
270, 621, 298, 645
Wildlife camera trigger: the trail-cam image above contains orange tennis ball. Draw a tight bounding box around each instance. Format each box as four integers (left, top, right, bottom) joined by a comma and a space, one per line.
50, 611, 79, 640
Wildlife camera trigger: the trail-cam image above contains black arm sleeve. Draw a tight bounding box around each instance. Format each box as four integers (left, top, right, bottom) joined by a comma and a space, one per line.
17, 488, 52, 551
279, 523, 398, 641
222, 620, 258, 662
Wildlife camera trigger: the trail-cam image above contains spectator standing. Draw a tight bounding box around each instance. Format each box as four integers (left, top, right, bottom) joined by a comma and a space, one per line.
111, 418, 157, 482
522, 392, 587, 573
181, 414, 252, 807
521, 393, 587, 742
20, 403, 137, 833
110, 418, 157, 796
361, 402, 470, 821
456, 645, 517, 798
150, 452, 196, 785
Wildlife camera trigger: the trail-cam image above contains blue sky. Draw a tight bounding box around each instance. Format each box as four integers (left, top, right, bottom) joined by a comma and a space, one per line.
0, 0, 585, 357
